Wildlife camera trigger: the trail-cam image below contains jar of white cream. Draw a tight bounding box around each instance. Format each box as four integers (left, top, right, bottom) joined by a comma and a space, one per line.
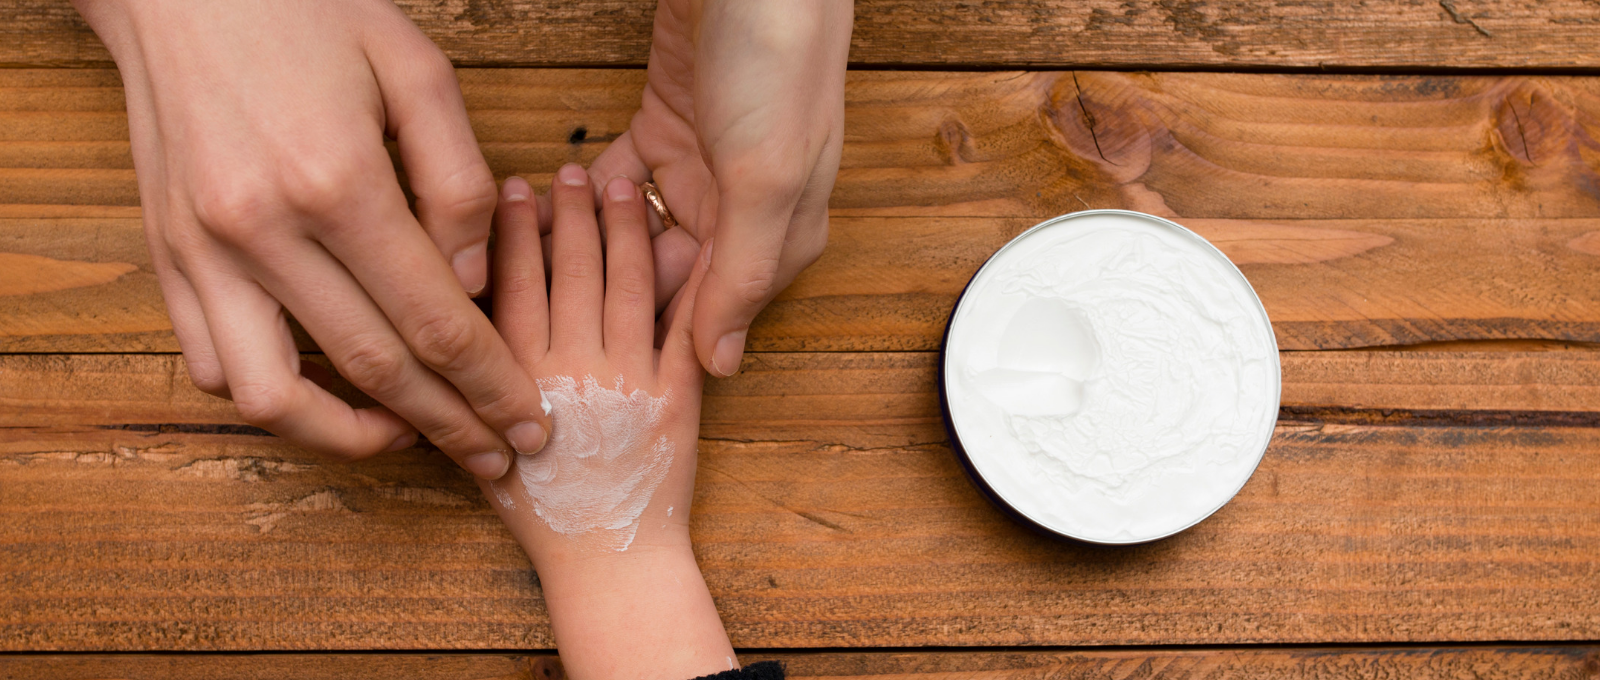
939, 210, 1280, 544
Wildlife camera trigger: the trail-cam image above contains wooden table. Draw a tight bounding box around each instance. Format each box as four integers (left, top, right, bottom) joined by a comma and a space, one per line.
4, 2, 1600, 677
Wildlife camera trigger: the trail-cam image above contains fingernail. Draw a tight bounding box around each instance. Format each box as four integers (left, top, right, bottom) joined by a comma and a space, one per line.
385, 433, 418, 453
503, 176, 530, 202
605, 176, 636, 201
464, 451, 511, 480
557, 164, 587, 187
506, 421, 548, 455
452, 240, 488, 296
711, 329, 747, 377
702, 238, 715, 266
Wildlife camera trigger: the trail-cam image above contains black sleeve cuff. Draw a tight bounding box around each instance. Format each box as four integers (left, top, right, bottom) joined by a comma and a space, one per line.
690, 660, 785, 680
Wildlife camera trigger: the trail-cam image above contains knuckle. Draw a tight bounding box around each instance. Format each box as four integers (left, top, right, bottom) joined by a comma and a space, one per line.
185, 361, 229, 398
555, 251, 603, 287
789, 219, 829, 270
426, 69, 466, 106
496, 265, 542, 300
161, 220, 213, 259
419, 166, 497, 227
420, 419, 487, 459
414, 44, 457, 85
315, 439, 374, 464
609, 269, 652, 307
731, 256, 783, 306
277, 154, 364, 217
800, 215, 830, 255
191, 181, 271, 244
725, 157, 809, 203
338, 338, 411, 396
409, 312, 480, 372
230, 380, 293, 429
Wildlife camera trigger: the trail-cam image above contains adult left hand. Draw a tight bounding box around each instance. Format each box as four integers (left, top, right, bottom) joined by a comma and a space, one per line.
590, 0, 854, 377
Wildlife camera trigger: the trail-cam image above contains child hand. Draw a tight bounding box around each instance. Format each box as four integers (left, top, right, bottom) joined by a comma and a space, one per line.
486, 163, 707, 556
482, 164, 735, 678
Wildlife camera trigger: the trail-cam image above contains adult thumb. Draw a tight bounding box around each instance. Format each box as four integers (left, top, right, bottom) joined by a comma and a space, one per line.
690, 185, 827, 377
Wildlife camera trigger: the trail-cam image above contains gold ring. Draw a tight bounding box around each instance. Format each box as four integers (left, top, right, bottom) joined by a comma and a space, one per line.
640, 181, 679, 230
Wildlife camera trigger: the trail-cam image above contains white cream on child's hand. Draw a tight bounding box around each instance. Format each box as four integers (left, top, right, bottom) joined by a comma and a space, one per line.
501, 375, 673, 551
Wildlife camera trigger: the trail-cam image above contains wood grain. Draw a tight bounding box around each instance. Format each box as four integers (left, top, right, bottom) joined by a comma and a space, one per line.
759, 649, 1600, 680
11, 1, 1600, 71
3, 647, 1598, 679
1281, 350, 1600, 414
0, 654, 558, 680
7, 350, 1599, 434
3, 352, 1600, 650
5, 70, 1600, 352
9, 1, 1600, 663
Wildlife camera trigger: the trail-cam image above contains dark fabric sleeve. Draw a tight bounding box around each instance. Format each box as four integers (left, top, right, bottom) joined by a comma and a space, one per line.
690, 660, 784, 680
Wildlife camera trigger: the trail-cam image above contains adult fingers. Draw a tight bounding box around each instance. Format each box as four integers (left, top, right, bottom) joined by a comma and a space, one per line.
491, 176, 550, 366
652, 227, 702, 312
304, 154, 552, 462
365, 17, 497, 297
148, 242, 228, 398
192, 268, 418, 460
547, 164, 605, 357
588, 130, 650, 211
247, 236, 523, 479
600, 177, 655, 377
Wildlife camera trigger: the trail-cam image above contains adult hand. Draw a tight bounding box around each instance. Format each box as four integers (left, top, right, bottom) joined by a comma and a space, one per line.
590, 0, 854, 376
72, 0, 551, 478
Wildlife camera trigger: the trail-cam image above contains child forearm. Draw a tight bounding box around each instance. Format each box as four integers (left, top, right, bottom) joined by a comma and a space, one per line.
519, 529, 736, 678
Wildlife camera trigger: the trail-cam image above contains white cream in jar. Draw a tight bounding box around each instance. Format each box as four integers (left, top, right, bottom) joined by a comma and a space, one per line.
941, 210, 1279, 544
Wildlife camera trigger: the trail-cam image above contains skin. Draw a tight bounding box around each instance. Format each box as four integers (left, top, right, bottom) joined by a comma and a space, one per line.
484, 167, 734, 678
590, 0, 855, 378
70, 0, 552, 479
71, 0, 852, 480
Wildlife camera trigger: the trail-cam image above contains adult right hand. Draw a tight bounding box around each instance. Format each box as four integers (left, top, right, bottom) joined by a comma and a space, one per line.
73, 0, 551, 479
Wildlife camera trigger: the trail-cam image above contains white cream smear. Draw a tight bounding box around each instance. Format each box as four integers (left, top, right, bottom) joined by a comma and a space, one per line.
944, 212, 1279, 543
501, 374, 673, 551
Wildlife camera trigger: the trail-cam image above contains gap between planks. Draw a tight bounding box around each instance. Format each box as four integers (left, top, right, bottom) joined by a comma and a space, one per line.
3, 352, 1599, 433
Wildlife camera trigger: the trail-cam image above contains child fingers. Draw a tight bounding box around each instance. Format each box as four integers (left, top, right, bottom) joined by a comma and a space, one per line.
492, 176, 550, 364
601, 177, 656, 374
657, 238, 714, 390
548, 163, 606, 356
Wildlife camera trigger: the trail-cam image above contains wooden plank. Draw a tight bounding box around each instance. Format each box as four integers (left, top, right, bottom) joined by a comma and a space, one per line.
3, 353, 1600, 650
0, 654, 556, 679
1282, 349, 1600, 415
758, 649, 1600, 679
6, 351, 1600, 433
9, 1, 1600, 71
5, 70, 1600, 352
1, 647, 1597, 679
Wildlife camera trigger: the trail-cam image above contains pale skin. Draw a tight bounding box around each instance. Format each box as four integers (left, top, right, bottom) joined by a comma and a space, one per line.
590, 0, 854, 377
70, 0, 551, 479
70, 0, 852, 480
484, 165, 734, 678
